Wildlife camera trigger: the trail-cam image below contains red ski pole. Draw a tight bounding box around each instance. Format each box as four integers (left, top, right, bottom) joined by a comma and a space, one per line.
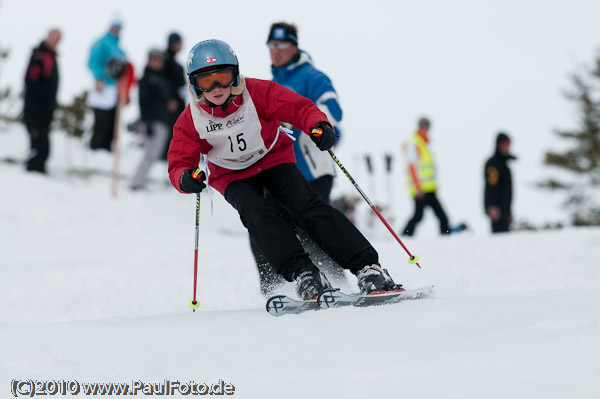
328, 149, 421, 268
189, 191, 201, 311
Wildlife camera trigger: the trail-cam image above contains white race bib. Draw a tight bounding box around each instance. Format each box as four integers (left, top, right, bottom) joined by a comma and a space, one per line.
189, 88, 276, 170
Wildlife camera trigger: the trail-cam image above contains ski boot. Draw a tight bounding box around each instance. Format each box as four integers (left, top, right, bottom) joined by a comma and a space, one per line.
354, 264, 403, 295
294, 265, 332, 301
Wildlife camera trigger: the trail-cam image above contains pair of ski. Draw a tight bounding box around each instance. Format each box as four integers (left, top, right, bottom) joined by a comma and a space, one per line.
266, 286, 434, 317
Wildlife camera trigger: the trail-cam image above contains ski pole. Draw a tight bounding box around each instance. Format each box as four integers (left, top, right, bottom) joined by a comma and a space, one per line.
328, 149, 421, 268
189, 190, 201, 312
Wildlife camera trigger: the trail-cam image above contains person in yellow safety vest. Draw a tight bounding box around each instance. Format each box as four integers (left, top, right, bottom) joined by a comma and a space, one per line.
401, 117, 451, 236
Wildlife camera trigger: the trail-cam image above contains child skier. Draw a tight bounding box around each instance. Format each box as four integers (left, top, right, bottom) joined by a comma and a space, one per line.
168, 39, 401, 300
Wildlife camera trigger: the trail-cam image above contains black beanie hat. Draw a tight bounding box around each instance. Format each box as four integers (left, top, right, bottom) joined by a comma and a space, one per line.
168, 32, 182, 46
495, 132, 516, 159
267, 24, 298, 45
496, 132, 510, 146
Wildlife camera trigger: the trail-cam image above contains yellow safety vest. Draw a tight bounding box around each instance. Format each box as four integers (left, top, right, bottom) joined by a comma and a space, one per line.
405, 134, 437, 197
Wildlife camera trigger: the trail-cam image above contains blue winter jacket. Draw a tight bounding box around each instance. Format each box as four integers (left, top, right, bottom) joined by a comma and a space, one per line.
88, 32, 126, 86
271, 50, 342, 180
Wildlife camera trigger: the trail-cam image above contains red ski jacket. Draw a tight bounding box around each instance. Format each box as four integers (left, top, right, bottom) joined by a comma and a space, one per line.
168, 78, 328, 195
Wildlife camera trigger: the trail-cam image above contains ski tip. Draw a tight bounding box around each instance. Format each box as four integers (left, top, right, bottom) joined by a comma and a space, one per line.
266, 295, 320, 316
265, 295, 286, 314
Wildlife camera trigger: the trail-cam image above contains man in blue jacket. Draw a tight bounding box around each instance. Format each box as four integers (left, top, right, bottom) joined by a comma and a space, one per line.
87, 19, 126, 151
268, 22, 343, 194
252, 22, 346, 295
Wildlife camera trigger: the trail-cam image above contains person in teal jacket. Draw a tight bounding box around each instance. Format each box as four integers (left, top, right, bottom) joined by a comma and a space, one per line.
87, 19, 126, 151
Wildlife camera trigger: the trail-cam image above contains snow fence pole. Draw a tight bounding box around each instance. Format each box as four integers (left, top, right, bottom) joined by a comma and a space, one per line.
110, 63, 133, 199
189, 192, 201, 311
328, 149, 421, 268
110, 86, 125, 198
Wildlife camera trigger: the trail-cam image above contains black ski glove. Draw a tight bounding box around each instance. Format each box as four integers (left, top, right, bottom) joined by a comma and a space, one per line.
310, 122, 337, 151
180, 168, 206, 193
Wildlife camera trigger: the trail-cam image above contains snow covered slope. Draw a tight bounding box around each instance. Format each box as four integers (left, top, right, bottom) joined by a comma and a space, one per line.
1, 127, 599, 398
2, 1, 600, 395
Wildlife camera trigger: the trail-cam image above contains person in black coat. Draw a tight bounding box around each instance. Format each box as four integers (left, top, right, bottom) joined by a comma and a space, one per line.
160, 32, 186, 160
23, 29, 61, 173
484, 132, 515, 233
130, 49, 170, 190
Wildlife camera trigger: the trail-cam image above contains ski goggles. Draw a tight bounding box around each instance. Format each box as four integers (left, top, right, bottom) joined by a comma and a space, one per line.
191, 67, 235, 92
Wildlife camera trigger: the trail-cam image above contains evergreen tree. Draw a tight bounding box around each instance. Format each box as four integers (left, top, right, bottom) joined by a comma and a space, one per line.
53, 91, 90, 138
540, 52, 600, 225
0, 46, 22, 127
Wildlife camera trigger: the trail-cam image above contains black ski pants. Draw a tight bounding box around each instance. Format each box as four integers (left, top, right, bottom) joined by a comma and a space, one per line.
249, 174, 347, 294
225, 163, 377, 281
402, 192, 450, 236
491, 214, 510, 233
90, 107, 117, 151
24, 109, 52, 173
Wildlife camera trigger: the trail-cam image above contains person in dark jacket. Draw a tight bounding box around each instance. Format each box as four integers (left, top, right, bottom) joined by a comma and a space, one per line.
23, 29, 61, 173
161, 32, 187, 160
484, 132, 515, 233
130, 49, 170, 190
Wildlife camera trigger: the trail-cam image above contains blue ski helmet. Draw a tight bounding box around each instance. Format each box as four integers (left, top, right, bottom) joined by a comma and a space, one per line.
186, 39, 240, 99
